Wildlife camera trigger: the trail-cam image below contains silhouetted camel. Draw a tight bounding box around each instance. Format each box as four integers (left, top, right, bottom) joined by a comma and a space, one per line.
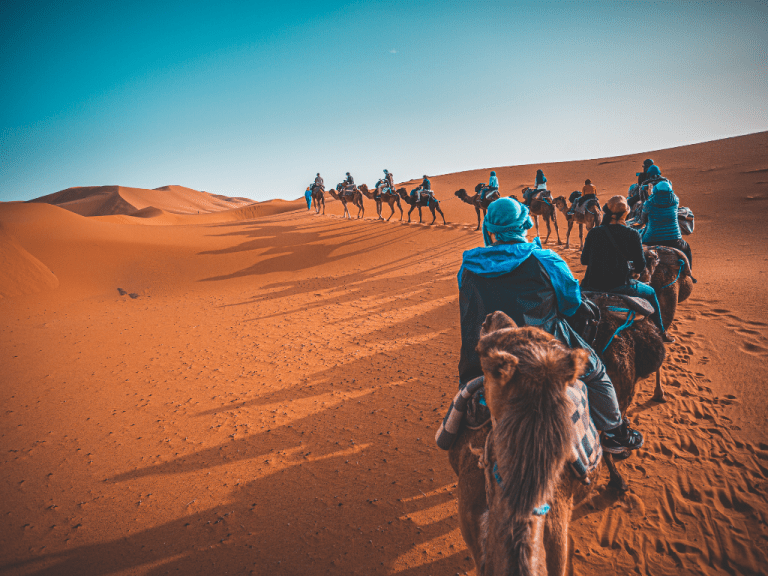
329, 183, 364, 219
397, 187, 446, 225
359, 184, 403, 221
454, 183, 500, 231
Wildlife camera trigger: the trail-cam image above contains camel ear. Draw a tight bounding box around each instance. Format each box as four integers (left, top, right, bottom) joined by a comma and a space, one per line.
564, 349, 590, 386
481, 348, 519, 386
480, 311, 517, 336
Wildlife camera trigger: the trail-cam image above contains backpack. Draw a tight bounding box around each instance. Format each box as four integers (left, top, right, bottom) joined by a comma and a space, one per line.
678, 207, 694, 235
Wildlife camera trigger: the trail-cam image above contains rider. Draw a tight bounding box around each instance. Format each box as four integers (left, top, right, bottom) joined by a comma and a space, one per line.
383, 169, 394, 194
304, 185, 313, 210
343, 172, 355, 194
414, 174, 432, 203
523, 169, 547, 204
458, 198, 643, 454
581, 195, 674, 342
569, 179, 598, 215
480, 170, 499, 201
640, 180, 693, 268
314, 173, 324, 191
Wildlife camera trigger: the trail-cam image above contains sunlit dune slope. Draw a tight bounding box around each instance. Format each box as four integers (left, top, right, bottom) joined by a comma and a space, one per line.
29, 184, 256, 216
0, 222, 58, 298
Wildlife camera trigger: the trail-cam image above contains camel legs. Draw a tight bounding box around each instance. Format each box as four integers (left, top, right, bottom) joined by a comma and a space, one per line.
418, 206, 424, 223
475, 207, 481, 231
565, 221, 574, 249
552, 212, 562, 244
604, 452, 628, 492
578, 223, 585, 250
652, 367, 666, 403
407, 205, 416, 223
542, 217, 552, 244
376, 200, 383, 220
435, 205, 446, 225
533, 215, 541, 239
342, 200, 350, 219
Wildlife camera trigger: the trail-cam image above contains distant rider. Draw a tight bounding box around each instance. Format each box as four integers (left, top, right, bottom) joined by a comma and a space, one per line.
480, 170, 499, 201
523, 169, 547, 204
384, 169, 394, 194
569, 179, 598, 215
314, 173, 324, 191
640, 180, 693, 268
414, 175, 432, 203
344, 172, 355, 194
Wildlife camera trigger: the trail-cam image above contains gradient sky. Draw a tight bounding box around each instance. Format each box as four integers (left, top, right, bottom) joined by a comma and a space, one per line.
1, 0, 767, 203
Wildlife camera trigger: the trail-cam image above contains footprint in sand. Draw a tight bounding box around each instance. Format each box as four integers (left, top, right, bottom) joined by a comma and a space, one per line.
739, 341, 768, 355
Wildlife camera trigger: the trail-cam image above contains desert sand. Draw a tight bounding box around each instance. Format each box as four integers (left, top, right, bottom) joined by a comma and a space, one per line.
1, 132, 768, 575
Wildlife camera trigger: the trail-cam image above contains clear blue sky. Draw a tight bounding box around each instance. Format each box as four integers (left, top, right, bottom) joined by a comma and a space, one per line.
1, 0, 766, 202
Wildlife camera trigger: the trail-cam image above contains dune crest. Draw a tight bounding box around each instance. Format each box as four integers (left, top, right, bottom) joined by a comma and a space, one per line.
29, 184, 256, 217
0, 222, 58, 297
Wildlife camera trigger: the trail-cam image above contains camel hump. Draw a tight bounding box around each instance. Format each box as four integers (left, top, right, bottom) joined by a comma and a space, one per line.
648, 246, 692, 277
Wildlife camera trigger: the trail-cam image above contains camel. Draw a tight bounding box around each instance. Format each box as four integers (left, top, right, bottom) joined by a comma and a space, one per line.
328, 183, 365, 219
524, 192, 564, 245
585, 292, 666, 490
397, 187, 446, 225
454, 184, 501, 231
449, 311, 600, 575
553, 194, 602, 250
640, 246, 695, 333
311, 185, 325, 215
359, 183, 403, 221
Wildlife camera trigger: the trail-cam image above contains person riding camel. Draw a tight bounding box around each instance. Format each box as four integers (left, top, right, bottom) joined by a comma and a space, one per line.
414, 175, 432, 203
343, 172, 355, 195
314, 173, 324, 191
581, 195, 674, 343
569, 179, 598, 215
480, 170, 499, 201
640, 180, 693, 268
523, 169, 547, 204
383, 169, 394, 193
457, 197, 644, 454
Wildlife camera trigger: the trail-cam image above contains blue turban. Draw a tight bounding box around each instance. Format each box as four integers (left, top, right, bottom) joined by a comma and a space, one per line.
490, 171, 496, 176
646, 165, 661, 178
653, 180, 673, 193
482, 197, 533, 246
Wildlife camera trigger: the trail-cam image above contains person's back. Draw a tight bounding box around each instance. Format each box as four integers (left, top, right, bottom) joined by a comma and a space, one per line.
535, 169, 547, 190
581, 224, 644, 291
642, 182, 680, 243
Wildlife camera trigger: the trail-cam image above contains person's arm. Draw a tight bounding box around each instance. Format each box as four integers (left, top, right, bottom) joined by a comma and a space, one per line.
458, 273, 486, 386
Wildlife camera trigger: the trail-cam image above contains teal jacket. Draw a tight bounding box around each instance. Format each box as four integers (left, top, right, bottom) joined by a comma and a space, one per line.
641, 188, 681, 242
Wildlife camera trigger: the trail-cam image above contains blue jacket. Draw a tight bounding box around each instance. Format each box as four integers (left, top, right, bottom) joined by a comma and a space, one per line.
422, 178, 431, 190
641, 189, 681, 242
458, 239, 592, 385
489, 174, 499, 189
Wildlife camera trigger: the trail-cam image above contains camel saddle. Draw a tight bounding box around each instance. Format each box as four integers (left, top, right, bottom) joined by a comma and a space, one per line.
581, 291, 654, 318
436, 376, 602, 479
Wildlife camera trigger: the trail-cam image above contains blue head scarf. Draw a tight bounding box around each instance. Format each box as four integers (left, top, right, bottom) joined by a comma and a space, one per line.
482, 197, 533, 246
653, 180, 673, 194
646, 165, 661, 178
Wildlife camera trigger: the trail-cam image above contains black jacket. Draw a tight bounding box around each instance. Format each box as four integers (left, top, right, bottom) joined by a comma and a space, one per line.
581, 224, 645, 291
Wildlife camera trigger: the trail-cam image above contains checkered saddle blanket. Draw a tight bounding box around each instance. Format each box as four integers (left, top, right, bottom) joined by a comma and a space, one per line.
435, 376, 602, 479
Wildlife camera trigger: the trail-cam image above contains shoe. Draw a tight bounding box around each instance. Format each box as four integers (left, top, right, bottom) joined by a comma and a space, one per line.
662, 332, 675, 343
601, 420, 644, 454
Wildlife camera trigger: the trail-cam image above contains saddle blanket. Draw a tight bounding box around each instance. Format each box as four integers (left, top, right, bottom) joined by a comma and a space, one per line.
436, 376, 602, 479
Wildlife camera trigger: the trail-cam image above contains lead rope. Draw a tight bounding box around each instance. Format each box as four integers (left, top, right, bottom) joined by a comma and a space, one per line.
660, 258, 685, 290
600, 306, 636, 356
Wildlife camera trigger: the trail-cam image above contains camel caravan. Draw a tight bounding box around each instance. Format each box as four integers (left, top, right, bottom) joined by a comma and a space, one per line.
305, 170, 446, 224
434, 160, 695, 574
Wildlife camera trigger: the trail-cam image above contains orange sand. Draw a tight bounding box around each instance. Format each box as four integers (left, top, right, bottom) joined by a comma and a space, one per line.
1, 133, 767, 575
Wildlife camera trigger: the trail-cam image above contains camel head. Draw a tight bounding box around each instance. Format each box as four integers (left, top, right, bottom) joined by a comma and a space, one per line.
553, 196, 569, 213
477, 313, 588, 425
359, 183, 369, 194
455, 189, 468, 200
640, 248, 660, 282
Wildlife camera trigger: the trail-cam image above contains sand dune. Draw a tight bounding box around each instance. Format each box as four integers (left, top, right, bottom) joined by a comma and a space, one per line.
1, 132, 767, 575
29, 184, 257, 217
0, 223, 58, 298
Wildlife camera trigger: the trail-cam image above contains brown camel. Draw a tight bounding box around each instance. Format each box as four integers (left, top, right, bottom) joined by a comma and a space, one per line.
526, 193, 564, 245
397, 187, 446, 225
359, 184, 403, 221
454, 184, 501, 231
553, 195, 602, 250
640, 246, 695, 333
311, 185, 325, 215
328, 183, 364, 219
449, 311, 599, 575
586, 292, 666, 491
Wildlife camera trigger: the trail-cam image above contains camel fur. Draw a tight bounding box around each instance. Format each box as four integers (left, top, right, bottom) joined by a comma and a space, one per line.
449, 311, 600, 575
359, 184, 403, 221
521, 190, 564, 245
553, 196, 601, 250
588, 293, 666, 490
641, 246, 695, 332
311, 186, 325, 215
397, 188, 446, 225
328, 184, 365, 219
455, 184, 501, 231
